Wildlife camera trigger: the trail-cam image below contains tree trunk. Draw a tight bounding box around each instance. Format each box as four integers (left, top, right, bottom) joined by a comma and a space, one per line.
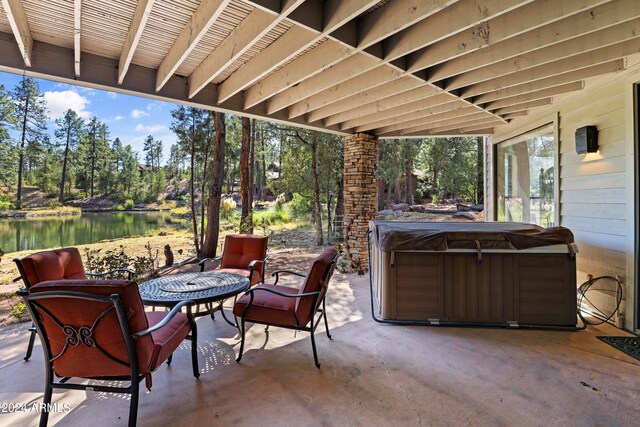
240, 117, 253, 233
476, 136, 484, 204
202, 112, 226, 258
326, 192, 332, 237
16, 91, 30, 204
261, 126, 267, 201
250, 118, 256, 208
59, 130, 71, 203
334, 178, 344, 236
310, 138, 323, 246
405, 154, 413, 205
189, 120, 200, 255
90, 133, 96, 198
199, 121, 211, 250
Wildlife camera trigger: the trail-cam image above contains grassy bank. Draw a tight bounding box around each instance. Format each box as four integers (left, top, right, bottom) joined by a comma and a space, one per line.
0, 206, 81, 218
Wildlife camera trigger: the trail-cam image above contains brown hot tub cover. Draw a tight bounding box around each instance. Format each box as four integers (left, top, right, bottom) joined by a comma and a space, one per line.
370, 221, 574, 252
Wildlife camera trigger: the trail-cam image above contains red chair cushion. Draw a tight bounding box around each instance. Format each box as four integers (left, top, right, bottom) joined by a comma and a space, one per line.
19, 247, 87, 286
220, 234, 268, 280
215, 267, 262, 285
146, 311, 192, 370
233, 284, 300, 327
295, 248, 338, 325
28, 280, 155, 378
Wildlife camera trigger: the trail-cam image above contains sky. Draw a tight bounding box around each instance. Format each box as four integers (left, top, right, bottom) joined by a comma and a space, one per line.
0, 70, 178, 161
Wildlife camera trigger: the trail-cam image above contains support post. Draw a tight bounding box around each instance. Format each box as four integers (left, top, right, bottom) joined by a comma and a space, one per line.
343, 133, 378, 271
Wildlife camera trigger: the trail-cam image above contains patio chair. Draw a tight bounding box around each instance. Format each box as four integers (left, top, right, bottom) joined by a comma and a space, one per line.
199, 234, 269, 285
14, 247, 135, 360
19, 279, 199, 427
233, 247, 339, 368
198, 234, 268, 322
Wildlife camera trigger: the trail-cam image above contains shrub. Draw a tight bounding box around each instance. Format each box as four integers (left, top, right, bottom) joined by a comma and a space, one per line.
287, 193, 313, 217
0, 200, 13, 210
113, 204, 125, 211
124, 199, 135, 210
84, 243, 158, 280
221, 197, 236, 219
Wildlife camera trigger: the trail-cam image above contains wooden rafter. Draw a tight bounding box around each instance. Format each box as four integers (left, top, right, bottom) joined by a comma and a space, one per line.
409, 0, 612, 74
187, 0, 305, 99
219, 0, 380, 105
118, 0, 155, 85
1, 0, 33, 67
155, 0, 231, 92
74, 0, 81, 77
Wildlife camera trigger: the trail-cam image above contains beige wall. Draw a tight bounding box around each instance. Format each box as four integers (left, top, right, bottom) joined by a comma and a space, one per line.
487, 54, 640, 331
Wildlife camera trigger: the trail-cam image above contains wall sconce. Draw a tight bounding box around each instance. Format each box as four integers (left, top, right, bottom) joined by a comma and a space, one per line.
575, 126, 598, 154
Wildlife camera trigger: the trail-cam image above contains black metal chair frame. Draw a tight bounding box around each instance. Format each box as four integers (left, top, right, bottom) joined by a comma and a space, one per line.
18, 289, 199, 427
236, 253, 339, 368
13, 256, 135, 361
198, 251, 269, 325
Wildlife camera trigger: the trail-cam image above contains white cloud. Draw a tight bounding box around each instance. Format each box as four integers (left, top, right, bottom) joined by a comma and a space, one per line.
114, 115, 124, 121
135, 124, 166, 133
106, 92, 118, 100
131, 109, 149, 119
43, 90, 92, 120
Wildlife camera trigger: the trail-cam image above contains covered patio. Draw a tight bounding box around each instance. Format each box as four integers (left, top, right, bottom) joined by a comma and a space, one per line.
1, 0, 640, 425
1, 249, 639, 426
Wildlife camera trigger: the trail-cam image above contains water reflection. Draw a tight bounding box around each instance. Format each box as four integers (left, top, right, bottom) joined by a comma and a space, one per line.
0, 212, 186, 254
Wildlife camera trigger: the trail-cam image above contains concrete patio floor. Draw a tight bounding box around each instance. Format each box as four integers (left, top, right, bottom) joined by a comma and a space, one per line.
1, 259, 639, 426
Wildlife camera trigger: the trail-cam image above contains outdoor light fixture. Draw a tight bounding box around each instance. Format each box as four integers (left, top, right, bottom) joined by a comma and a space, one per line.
575, 126, 598, 154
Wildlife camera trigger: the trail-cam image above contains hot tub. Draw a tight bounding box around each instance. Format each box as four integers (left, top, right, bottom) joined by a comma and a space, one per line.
368, 221, 578, 327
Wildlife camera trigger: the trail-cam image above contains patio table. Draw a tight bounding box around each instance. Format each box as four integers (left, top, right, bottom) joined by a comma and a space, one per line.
139, 271, 250, 326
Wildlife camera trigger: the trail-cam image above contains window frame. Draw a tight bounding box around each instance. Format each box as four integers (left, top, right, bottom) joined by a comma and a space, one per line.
492, 115, 560, 226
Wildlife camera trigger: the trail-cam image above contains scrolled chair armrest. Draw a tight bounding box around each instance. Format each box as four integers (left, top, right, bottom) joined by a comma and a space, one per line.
132, 300, 195, 338
244, 287, 320, 298
271, 269, 304, 285
199, 256, 223, 272
87, 268, 135, 280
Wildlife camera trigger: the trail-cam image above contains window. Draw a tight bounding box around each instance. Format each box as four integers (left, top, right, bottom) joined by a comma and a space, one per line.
496, 124, 556, 227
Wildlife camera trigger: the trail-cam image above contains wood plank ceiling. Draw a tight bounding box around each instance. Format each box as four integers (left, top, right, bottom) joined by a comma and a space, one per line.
0, 0, 638, 138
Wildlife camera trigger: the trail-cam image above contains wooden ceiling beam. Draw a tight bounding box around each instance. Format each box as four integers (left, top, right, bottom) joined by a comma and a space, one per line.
324, 83, 443, 126
429, 118, 506, 133
460, 40, 637, 98
155, 0, 231, 92
307, 77, 422, 123
357, 0, 458, 48
118, 0, 155, 85
428, 0, 636, 81
377, 106, 488, 135
243, 39, 354, 109
267, 54, 379, 114
1, 0, 33, 67
472, 60, 624, 104
337, 94, 455, 131
450, 20, 640, 92
188, 0, 305, 99
354, 100, 468, 133
492, 98, 552, 115
383, 0, 532, 62
383, 127, 495, 138
220, 0, 379, 105
404, 111, 492, 131
288, 66, 404, 119
73, 0, 81, 77
483, 81, 584, 110
409, 0, 611, 74
501, 111, 528, 120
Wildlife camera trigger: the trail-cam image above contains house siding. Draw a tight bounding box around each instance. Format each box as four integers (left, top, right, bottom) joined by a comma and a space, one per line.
487, 54, 640, 331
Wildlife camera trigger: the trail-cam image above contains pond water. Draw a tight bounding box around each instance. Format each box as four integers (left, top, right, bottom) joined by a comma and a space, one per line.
0, 211, 186, 254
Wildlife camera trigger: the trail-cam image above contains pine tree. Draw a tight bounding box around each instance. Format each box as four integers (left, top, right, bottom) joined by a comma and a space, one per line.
55, 109, 84, 202
12, 77, 48, 205
0, 85, 17, 190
